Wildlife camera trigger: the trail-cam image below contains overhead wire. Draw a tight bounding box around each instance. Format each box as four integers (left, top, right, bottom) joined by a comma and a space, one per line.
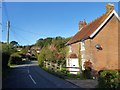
2, 2, 47, 45
1, 22, 7, 32
1, 3, 24, 45
1, 2, 30, 45
2, 2, 9, 20
11, 25, 47, 37
10, 31, 19, 43
10, 29, 24, 45
10, 27, 33, 45
2, 1, 9, 34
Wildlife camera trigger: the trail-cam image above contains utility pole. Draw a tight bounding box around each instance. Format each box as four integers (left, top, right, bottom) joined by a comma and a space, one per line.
7, 20, 10, 45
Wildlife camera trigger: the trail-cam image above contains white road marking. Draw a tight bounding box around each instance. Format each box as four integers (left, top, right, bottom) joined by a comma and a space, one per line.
28, 69, 29, 73
27, 64, 36, 84
29, 74, 37, 84
28, 65, 30, 74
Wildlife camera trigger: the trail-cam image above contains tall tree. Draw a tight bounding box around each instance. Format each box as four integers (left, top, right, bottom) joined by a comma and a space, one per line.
10, 41, 18, 47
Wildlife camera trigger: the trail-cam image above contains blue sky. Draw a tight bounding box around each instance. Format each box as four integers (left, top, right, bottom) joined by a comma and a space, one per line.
2, 2, 118, 45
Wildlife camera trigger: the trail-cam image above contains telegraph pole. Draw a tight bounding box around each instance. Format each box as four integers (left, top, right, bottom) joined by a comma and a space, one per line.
7, 20, 10, 45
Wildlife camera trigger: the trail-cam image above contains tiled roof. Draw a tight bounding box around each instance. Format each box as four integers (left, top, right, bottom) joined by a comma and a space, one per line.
66, 10, 113, 45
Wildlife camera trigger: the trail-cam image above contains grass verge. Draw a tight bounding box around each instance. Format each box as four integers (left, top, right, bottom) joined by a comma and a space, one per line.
40, 66, 85, 79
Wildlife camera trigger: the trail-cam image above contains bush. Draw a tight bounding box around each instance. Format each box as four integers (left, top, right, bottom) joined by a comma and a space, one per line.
38, 48, 46, 67
82, 60, 92, 79
82, 69, 92, 79
41, 66, 65, 78
97, 70, 119, 88
1, 42, 18, 68
61, 67, 67, 74
2, 52, 10, 69
9, 53, 22, 65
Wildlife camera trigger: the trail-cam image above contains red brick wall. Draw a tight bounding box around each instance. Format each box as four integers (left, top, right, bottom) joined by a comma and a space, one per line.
85, 15, 120, 71
67, 42, 80, 58
118, 20, 120, 70
71, 43, 80, 57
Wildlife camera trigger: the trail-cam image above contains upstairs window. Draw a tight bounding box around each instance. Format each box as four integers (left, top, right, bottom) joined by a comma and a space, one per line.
69, 45, 72, 52
80, 40, 85, 51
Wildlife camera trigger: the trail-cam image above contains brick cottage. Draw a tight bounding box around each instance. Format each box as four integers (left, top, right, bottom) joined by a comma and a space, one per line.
66, 3, 120, 74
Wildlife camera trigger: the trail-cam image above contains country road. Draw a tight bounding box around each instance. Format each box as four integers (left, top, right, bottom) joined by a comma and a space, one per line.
2, 61, 80, 88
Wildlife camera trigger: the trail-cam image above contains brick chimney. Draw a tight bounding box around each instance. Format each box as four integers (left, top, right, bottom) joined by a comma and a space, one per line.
106, 3, 114, 13
79, 19, 87, 31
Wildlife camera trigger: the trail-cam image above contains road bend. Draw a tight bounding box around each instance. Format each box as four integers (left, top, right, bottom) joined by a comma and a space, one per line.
2, 61, 80, 88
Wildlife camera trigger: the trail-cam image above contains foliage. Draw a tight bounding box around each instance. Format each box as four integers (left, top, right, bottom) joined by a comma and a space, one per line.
38, 47, 46, 67
37, 36, 77, 79
82, 60, 92, 79
42, 66, 66, 79
66, 73, 81, 79
10, 41, 18, 47
9, 52, 22, 65
2, 52, 10, 69
84, 60, 92, 70
29, 55, 37, 60
42, 66, 81, 79
1, 42, 17, 69
36, 38, 44, 48
44, 37, 53, 47
36, 36, 71, 50
37, 36, 71, 67
2, 42, 17, 54
36, 38, 53, 48
97, 70, 120, 88
82, 69, 92, 79
20, 45, 31, 54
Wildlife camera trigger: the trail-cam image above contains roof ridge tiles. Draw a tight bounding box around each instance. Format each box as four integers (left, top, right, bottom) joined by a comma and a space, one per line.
66, 10, 114, 45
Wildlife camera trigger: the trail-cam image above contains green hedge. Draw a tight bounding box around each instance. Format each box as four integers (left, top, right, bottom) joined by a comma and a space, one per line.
82, 69, 92, 79
2, 52, 10, 69
9, 53, 22, 65
97, 70, 120, 88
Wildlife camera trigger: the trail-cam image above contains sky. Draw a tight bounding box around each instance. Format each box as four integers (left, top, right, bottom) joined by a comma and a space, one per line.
1, 2, 118, 45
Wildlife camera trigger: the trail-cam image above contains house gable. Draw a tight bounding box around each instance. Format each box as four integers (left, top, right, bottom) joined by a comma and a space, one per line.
90, 10, 120, 38
66, 4, 120, 72
88, 14, 119, 71
66, 10, 120, 46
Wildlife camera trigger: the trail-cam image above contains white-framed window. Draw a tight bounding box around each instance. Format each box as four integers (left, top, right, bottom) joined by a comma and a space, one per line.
80, 40, 85, 51
69, 45, 72, 52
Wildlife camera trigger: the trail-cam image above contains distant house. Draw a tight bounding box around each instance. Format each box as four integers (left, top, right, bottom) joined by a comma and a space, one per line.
30, 45, 41, 54
16, 47, 22, 52
66, 4, 120, 74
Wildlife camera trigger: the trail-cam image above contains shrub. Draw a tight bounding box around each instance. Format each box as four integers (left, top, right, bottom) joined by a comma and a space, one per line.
97, 70, 119, 88
2, 52, 10, 69
38, 48, 46, 67
82, 60, 92, 79
61, 67, 67, 74
82, 69, 92, 79
9, 53, 22, 65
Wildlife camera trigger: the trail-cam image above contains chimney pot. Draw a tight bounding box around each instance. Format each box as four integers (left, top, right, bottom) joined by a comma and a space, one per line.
106, 3, 114, 13
79, 20, 87, 31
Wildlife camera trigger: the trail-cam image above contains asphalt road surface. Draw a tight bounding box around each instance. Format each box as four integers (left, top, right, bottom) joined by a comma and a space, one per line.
2, 61, 80, 88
